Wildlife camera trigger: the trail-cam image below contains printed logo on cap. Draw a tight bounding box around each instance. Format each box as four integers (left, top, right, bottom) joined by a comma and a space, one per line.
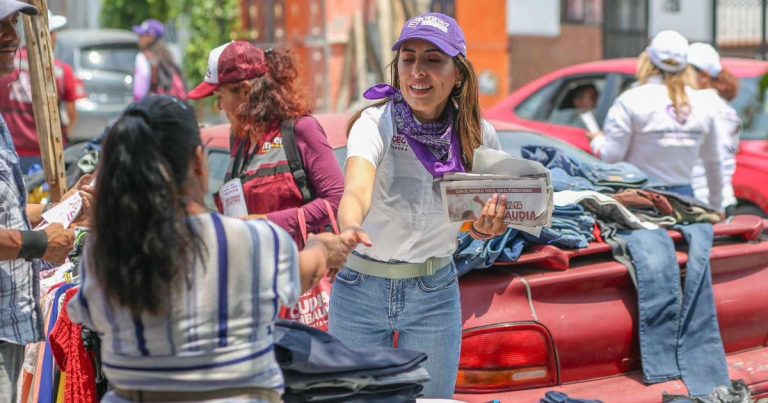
407, 15, 450, 33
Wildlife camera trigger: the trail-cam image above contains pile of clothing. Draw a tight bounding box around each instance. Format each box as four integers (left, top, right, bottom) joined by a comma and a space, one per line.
274, 320, 430, 402
454, 144, 743, 400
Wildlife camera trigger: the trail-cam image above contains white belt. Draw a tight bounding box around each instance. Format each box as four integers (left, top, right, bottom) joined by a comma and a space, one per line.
345, 253, 452, 279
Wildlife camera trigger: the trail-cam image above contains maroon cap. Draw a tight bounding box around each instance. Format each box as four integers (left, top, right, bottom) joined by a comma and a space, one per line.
188, 41, 267, 100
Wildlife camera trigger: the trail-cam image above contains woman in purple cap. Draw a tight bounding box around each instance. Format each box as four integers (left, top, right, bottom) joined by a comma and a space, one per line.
331, 12, 508, 397
132, 19, 187, 101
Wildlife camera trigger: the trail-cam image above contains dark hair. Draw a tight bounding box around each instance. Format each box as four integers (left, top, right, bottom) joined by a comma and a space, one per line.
231, 48, 311, 141
346, 51, 484, 170
561, 83, 598, 108
146, 39, 184, 78
91, 96, 205, 315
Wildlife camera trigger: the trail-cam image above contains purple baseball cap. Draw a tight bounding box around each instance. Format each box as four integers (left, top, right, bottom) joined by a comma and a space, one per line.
392, 12, 467, 58
132, 19, 165, 39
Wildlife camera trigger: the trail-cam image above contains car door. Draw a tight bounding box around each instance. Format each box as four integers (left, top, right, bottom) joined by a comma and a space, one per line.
511, 74, 622, 152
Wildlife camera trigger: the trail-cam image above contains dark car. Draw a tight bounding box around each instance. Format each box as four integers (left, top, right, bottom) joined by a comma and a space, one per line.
54, 29, 138, 142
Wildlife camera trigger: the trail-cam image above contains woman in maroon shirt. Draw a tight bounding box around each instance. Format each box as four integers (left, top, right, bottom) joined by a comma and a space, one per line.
188, 41, 344, 244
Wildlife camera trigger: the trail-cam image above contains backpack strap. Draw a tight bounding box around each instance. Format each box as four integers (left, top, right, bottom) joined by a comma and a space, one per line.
281, 119, 313, 203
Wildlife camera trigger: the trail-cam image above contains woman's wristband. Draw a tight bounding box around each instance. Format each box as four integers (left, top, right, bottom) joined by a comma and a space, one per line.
470, 223, 494, 240
18, 230, 48, 260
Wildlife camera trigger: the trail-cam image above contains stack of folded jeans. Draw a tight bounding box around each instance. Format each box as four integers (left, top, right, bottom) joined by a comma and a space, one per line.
454, 204, 596, 276
274, 320, 430, 402
522, 145, 649, 192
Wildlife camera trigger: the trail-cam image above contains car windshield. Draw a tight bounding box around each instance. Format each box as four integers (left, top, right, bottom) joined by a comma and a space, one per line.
730, 77, 768, 140
80, 44, 137, 75
497, 130, 601, 164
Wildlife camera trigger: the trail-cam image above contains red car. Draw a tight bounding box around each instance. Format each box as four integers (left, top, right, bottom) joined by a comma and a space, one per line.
486, 58, 768, 217
201, 117, 768, 402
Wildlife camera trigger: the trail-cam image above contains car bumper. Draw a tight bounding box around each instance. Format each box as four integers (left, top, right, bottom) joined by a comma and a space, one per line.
454, 346, 768, 402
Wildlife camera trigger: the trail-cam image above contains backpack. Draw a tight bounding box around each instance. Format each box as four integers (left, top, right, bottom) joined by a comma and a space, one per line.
144, 50, 188, 101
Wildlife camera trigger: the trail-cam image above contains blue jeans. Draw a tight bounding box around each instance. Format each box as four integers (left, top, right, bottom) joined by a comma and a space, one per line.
649, 184, 695, 198
329, 262, 462, 398
620, 224, 729, 396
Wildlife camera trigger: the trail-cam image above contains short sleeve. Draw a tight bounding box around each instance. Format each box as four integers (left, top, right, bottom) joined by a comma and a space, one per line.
257, 221, 301, 307
345, 111, 385, 168
133, 53, 152, 101
481, 120, 501, 150
58, 62, 83, 102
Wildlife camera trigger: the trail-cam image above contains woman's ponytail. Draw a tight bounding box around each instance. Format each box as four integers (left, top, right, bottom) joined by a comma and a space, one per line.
91, 96, 203, 316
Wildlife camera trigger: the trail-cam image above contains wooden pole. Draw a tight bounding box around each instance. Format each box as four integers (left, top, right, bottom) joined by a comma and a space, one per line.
22, 0, 66, 202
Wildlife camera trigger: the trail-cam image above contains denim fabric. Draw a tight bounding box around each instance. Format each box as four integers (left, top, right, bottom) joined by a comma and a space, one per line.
662, 379, 751, 403
651, 184, 695, 198
540, 391, 604, 403
454, 205, 595, 274
551, 168, 614, 193
675, 224, 729, 397
274, 320, 426, 381
582, 161, 648, 189
522, 145, 648, 191
454, 229, 525, 277
619, 224, 730, 397
329, 262, 461, 398
522, 227, 589, 249
620, 228, 682, 383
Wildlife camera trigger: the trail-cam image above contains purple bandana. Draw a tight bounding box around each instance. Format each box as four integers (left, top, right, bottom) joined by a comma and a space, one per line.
363, 83, 465, 178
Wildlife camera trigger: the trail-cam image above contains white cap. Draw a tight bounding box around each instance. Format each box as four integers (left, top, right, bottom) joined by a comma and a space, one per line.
48, 10, 67, 32
647, 30, 689, 73
688, 42, 722, 78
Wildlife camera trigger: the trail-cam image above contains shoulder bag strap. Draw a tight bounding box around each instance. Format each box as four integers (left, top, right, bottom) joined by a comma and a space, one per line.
281, 119, 313, 203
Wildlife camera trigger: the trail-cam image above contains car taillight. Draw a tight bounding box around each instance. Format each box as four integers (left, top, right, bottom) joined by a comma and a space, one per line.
456, 323, 558, 393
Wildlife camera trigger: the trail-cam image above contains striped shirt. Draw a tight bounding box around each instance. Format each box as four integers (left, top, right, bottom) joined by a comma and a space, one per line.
0, 114, 44, 345
68, 213, 301, 392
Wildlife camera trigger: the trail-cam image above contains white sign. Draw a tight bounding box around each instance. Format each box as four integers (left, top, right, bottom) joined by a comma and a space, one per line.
219, 179, 248, 218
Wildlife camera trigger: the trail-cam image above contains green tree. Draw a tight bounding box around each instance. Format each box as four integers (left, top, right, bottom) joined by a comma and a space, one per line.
100, 0, 171, 31
100, 0, 240, 114
174, 0, 240, 89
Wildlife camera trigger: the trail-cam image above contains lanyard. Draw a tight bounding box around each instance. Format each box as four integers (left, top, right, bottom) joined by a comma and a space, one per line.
230, 138, 260, 181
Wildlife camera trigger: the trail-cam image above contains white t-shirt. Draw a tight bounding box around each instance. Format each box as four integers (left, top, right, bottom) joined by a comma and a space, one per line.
346, 101, 500, 263
690, 88, 741, 209
591, 77, 725, 210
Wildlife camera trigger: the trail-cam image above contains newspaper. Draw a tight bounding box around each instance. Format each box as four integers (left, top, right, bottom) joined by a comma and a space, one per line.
440, 146, 554, 236
579, 110, 601, 132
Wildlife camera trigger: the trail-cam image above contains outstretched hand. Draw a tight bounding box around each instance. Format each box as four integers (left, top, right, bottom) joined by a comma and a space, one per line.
321, 225, 372, 282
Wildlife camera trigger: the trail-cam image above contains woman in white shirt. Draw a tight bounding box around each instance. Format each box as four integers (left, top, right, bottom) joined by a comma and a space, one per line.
687, 42, 742, 215
588, 30, 725, 213
331, 13, 508, 398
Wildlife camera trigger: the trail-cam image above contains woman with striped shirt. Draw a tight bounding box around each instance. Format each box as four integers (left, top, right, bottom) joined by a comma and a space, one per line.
68, 96, 355, 402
